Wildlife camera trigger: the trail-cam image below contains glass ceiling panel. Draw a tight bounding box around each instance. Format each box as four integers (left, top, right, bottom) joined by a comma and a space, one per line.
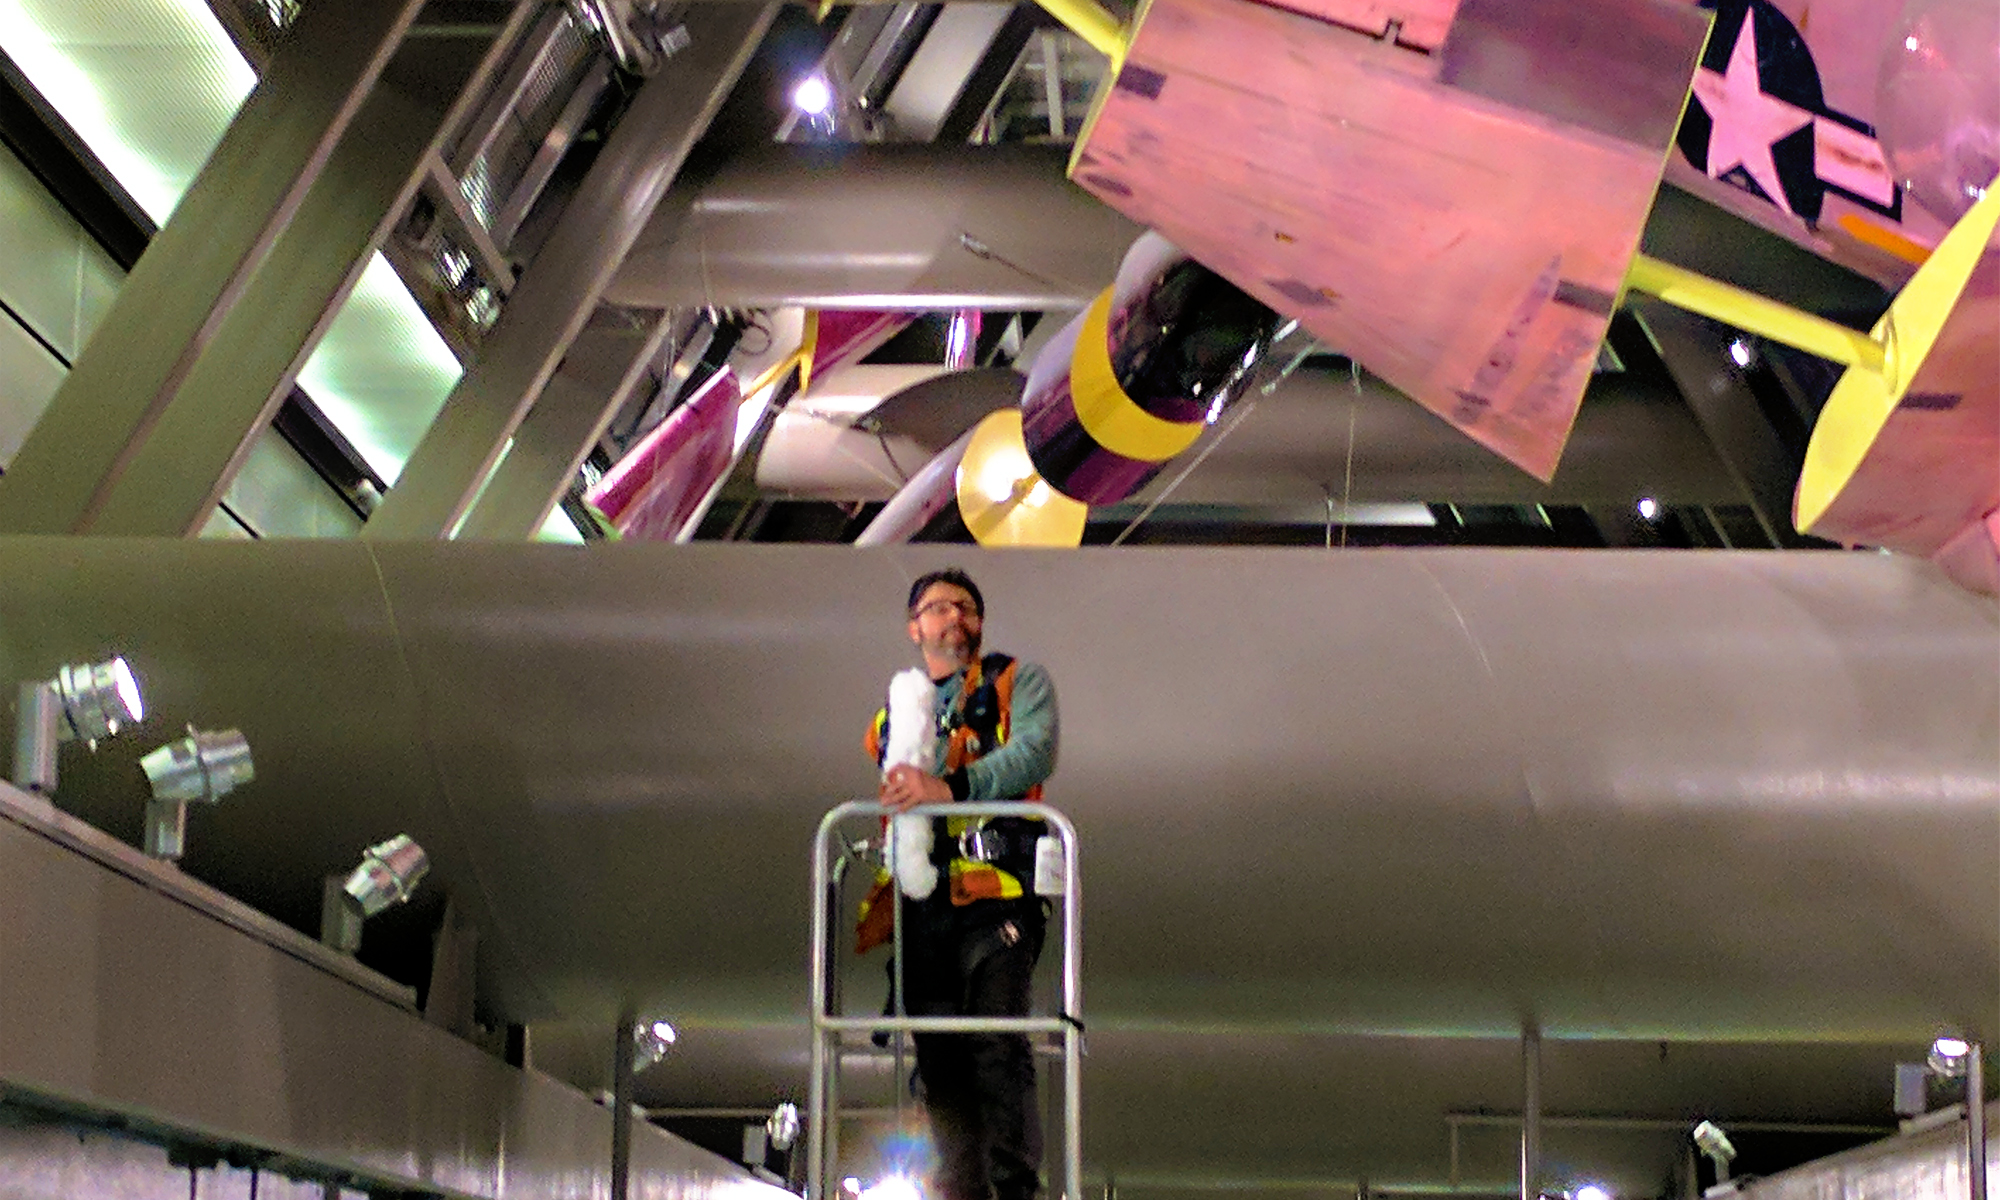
297, 257, 460, 484
0, 0, 461, 484
0, 0, 252, 223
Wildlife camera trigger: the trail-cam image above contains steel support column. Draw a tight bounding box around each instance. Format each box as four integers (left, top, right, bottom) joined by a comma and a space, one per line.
455, 313, 675, 540
364, 3, 779, 540
1971, 1043, 1988, 1200
0, 0, 425, 534
82, 86, 436, 532
1521, 1025, 1541, 1200
79, 5, 540, 535
423, 893, 481, 1038
611, 1008, 636, 1200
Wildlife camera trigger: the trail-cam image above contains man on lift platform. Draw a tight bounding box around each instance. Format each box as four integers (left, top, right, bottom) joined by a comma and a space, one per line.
861, 567, 1060, 1200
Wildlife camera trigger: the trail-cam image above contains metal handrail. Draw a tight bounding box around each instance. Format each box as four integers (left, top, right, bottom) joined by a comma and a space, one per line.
808, 800, 1082, 1200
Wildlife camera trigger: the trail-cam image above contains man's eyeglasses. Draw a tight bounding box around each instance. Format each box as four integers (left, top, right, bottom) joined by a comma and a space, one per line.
914, 599, 980, 619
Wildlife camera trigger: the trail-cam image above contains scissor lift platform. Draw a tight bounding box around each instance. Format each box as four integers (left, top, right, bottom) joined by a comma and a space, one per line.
807, 800, 1083, 1200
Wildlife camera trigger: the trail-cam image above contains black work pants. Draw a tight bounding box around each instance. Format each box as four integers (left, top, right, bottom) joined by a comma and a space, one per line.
899, 893, 1045, 1200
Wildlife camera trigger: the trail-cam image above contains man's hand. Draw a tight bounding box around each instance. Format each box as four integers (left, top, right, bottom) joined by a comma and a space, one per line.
879, 763, 952, 812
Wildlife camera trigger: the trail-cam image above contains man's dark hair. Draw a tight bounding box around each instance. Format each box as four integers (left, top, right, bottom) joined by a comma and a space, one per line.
907, 567, 984, 617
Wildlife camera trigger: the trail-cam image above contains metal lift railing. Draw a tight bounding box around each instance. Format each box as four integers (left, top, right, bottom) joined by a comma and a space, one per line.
808, 800, 1083, 1200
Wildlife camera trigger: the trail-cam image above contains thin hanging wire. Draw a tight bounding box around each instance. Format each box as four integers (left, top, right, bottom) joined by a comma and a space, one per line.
1111, 329, 1317, 546
1109, 396, 1263, 546
1338, 358, 1361, 549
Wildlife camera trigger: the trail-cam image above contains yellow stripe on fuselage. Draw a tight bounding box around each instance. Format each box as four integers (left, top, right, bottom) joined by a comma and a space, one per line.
1069, 287, 1205, 463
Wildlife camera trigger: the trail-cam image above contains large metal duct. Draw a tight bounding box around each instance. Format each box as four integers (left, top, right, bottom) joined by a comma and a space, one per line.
815, 363, 1741, 512
754, 364, 1021, 501
0, 537, 1990, 1040
605, 143, 1145, 310
0, 539, 1991, 1195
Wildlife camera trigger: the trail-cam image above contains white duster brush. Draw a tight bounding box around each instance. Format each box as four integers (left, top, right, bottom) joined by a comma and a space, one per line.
882, 668, 941, 900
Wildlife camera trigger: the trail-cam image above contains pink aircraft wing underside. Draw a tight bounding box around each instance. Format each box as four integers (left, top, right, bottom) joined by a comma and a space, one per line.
1072, 0, 1704, 481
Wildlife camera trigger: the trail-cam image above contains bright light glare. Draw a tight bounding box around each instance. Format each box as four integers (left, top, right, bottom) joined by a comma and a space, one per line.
793, 75, 832, 115
651, 1020, 677, 1045
982, 461, 1026, 504
841, 1180, 862, 1197
1637, 497, 1659, 520
858, 1176, 922, 1200
1929, 1033, 1972, 1076
1574, 1185, 1614, 1200
945, 312, 973, 366
110, 658, 144, 724
1727, 338, 1753, 367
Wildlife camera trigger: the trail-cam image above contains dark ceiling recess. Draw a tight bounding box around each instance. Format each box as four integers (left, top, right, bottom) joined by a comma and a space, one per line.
699, 5, 850, 154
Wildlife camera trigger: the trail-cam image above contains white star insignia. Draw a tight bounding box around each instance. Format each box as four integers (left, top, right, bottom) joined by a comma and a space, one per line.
1690, 7, 1814, 217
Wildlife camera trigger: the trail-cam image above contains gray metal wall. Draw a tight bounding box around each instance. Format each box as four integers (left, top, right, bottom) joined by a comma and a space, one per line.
0, 1117, 363, 1200
0, 779, 784, 1200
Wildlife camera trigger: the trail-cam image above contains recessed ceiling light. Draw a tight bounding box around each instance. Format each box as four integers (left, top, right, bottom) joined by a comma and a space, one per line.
793, 75, 832, 115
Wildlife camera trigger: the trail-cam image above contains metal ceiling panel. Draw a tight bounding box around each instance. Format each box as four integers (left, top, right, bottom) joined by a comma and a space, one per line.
0, 0, 254, 222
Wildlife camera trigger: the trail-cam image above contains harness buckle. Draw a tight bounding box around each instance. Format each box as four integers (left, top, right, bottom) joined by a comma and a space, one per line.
958, 826, 996, 862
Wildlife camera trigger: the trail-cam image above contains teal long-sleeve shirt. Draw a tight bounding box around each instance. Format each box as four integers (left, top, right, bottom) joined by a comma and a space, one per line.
933, 659, 1059, 800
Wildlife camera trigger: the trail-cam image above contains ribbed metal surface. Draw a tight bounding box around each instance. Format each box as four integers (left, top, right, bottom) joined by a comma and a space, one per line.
1738, 1103, 1997, 1200
0, 0, 256, 222
459, 8, 597, 232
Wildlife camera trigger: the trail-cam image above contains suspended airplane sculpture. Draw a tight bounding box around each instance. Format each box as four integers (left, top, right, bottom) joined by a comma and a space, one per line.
919, 0, 1999, 590
1063, 0, 1712, 482
1667, 0, 1991, 284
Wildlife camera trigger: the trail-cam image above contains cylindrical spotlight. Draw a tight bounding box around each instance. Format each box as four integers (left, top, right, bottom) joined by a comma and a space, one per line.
141, 729, 254, 804
139, 727, 252, 861
1691, 1120, 1737, 1182
634, 1018, 678, 1071
342, 834, 430, 916
767, 1101, 801, 1151
13, 656, 145, 795
54, 657, 144, 745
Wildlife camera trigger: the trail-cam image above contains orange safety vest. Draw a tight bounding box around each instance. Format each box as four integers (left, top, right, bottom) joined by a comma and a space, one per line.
855, 653, 1045, 952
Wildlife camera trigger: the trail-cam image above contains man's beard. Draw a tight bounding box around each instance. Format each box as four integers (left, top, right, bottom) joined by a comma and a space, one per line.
927, 629, 980, 668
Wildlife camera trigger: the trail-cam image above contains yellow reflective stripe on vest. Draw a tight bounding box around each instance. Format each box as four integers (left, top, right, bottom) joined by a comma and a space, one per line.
950, 859, 1025, 901
1069, 287, 1204, 463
